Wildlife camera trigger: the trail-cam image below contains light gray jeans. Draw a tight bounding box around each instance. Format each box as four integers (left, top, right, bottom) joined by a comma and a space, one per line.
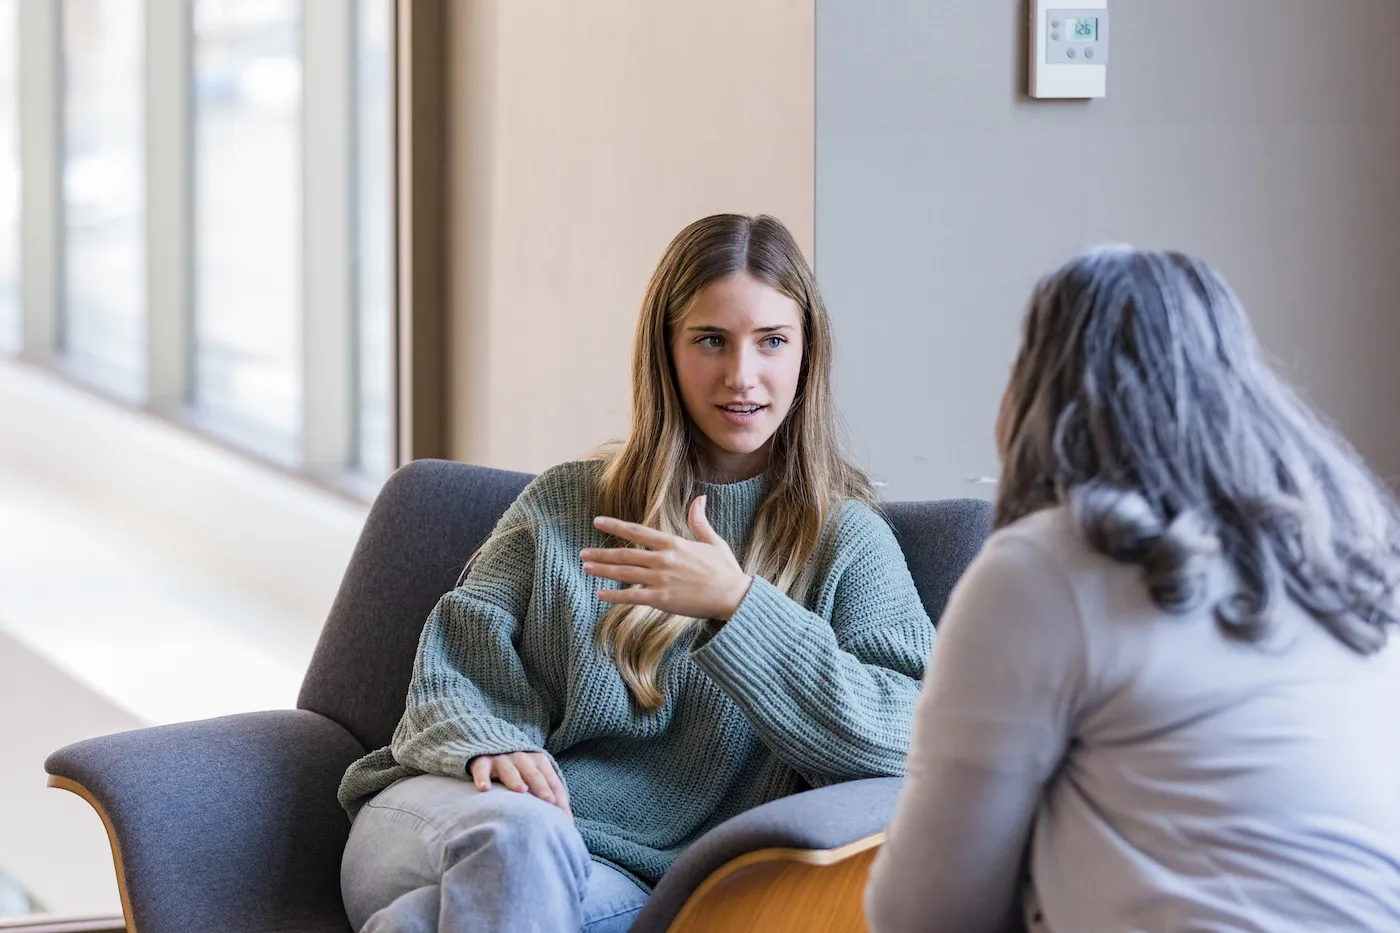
341, 774, 649, 933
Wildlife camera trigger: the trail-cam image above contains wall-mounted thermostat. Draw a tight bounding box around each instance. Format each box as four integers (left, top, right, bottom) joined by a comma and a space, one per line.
1030, 0, 1109, 99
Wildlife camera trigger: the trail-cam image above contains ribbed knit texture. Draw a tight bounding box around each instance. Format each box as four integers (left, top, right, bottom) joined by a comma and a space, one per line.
337, 459, 933, 889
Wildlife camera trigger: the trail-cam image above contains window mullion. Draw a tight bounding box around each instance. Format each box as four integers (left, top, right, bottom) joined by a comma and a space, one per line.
301, 0, 354, 472
145, 0, 192, 408
17, 0, 60, 359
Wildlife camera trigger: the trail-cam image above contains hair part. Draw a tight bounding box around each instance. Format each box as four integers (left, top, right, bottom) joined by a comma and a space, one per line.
595, 213, 876, 709
997, 247, 1399, 654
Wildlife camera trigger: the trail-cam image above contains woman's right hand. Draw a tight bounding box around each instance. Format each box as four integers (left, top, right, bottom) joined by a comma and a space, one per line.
468, 751, 572, 816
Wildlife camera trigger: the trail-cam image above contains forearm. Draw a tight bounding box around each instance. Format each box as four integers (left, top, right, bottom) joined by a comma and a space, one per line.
391, 698, 546, 775
391, 589, 551, 775
692, 576, 928, 783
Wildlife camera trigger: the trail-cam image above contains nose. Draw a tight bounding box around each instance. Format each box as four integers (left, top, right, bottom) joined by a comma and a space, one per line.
724, 344, 759, 393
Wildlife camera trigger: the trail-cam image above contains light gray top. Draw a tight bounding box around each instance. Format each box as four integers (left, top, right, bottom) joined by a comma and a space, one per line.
867, 505, 1400, 933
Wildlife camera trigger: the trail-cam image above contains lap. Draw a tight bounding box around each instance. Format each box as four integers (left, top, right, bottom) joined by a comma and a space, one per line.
579, 861, 649, 932
342, 774, 648, 931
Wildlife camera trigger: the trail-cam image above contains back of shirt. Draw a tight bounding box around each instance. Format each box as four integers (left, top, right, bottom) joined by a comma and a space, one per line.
867, 505, 1400, 933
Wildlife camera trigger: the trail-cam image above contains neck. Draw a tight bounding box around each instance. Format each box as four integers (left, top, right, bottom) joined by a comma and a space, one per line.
695, 437, 772, 484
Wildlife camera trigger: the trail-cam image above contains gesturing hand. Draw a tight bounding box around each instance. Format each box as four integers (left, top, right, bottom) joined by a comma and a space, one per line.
584, 495, 754, 622
468, 751, 572, 816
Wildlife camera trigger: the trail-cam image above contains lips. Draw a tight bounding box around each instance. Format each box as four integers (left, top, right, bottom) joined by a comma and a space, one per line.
716, 402, 768, 426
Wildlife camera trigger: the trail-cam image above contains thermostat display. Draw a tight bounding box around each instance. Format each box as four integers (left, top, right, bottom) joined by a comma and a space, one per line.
1067, 17, 1098, 40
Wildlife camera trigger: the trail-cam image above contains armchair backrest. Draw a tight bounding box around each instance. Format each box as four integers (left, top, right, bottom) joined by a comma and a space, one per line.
299, 460, 993, 753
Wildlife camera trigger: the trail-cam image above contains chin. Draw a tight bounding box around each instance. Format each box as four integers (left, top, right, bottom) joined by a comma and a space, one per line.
711, 429, 774, 457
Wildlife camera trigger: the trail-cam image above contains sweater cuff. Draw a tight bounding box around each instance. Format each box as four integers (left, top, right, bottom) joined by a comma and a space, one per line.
690, 574, 819, 700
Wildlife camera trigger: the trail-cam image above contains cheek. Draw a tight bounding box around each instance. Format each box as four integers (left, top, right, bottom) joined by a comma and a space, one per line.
769, 351, 804, 410
673, 348, 716, 409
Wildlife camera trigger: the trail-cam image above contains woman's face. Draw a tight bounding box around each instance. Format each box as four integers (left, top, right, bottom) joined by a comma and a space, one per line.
671, 272, 805, 481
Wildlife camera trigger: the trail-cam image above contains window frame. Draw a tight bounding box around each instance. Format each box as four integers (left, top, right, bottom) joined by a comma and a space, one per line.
9, 0, 410, 501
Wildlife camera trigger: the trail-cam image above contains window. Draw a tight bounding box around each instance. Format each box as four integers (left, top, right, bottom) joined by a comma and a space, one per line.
0, 0, 18, 354
61, 0, 146, 399
356, 0, 392, 479
192, 0, 303, 464
3, 0, 395, 490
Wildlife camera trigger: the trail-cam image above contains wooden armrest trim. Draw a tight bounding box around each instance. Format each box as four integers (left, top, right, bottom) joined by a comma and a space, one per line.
666, 831, 886, 933
46, 776, 138, 933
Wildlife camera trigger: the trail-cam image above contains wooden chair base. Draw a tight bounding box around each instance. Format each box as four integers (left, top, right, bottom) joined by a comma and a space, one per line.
666, 833, 883, 933
47, 777, 137, 933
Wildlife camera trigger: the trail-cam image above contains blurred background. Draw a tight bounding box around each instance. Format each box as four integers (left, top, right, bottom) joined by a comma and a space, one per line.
2, 0, 1400, 926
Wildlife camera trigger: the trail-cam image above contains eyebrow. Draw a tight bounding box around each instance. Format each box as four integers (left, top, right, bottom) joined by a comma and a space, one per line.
685, 324, 796, 335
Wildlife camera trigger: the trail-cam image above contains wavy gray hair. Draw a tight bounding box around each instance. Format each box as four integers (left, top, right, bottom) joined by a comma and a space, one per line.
996, 247, 1398, 653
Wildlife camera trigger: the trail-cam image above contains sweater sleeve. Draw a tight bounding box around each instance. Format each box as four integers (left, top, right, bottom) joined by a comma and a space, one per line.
387, 494, 553, 778
864, 531, 1087, 933
689, 506, 933, 787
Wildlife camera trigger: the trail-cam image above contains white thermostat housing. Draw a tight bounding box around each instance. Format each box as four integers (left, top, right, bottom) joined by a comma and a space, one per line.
1030, 0, 1109, 99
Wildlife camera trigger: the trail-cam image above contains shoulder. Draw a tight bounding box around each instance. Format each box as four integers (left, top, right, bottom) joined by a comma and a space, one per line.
820, 499, 911, 582
824, 499, 898, 556
966, 506, 1083, 591
506, 459, 606, 522
469, 460, 604, 591
946, 505, 1108, 643
988, 504, 1130, 585
938, 508, 1088, 652
989, 504, 1077, 556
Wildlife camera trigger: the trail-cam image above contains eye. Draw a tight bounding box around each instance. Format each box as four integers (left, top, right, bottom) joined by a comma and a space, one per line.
760, 335, 787, 350
696, 335, 724, 349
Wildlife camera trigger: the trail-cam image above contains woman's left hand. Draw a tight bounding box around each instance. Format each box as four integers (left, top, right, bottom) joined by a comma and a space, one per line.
584, 495, 753, 621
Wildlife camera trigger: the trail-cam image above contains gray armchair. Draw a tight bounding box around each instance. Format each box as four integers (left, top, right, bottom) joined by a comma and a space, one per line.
46, 460, 991, 933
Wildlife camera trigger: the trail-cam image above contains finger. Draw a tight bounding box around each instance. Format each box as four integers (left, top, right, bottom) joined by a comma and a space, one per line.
468, 756, 493, 792
584, 562, 659, 586
597, 586, 658, 606
540, 762, 572, 815
579, 547, 667, 568
512, 755, 556, 804
688, 495, 721, 544
494, 756, 528, 793
593, 516, 673, 548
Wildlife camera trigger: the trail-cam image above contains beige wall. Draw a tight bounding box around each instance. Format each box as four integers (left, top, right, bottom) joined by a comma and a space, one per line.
444, 1, 815, 471
817, 0, 1400, 500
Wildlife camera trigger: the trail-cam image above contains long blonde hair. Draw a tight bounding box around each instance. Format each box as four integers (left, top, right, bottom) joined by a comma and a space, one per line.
596, 213, 876, 710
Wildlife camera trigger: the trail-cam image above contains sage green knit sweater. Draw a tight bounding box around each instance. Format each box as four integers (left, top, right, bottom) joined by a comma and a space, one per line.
338, 459, 933, 888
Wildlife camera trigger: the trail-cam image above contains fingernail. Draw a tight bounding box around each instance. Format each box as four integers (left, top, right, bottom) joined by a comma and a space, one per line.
594, 517, 605, 526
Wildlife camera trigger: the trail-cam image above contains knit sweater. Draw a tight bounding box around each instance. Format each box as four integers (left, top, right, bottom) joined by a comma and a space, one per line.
338, 459, 934, 888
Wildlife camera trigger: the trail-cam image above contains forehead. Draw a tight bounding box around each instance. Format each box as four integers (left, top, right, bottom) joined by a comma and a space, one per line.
682, 272, 802, 329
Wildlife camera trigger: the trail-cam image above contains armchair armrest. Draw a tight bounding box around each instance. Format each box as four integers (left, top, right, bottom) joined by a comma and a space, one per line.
631, 776, 904, 933
45, 710, 365, 933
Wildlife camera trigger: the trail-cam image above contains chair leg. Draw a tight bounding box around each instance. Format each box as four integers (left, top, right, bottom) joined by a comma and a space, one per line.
48, 776, 139, 933
665, 832, 885, 933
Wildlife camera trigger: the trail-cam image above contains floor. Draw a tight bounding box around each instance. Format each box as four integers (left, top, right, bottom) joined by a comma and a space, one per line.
0, 464, 321, 918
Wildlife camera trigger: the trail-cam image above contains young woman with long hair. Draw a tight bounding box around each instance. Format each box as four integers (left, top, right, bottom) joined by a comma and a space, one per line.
867, 248, 1400, 932
338, 214, 933, 932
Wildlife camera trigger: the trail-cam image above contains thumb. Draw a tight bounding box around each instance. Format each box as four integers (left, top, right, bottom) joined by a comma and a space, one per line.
689, 495, 721, 544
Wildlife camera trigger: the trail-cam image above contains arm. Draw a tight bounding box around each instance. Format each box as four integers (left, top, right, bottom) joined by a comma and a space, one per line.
387, 495, 554, 778
690, 509, 934, 787
863, 533, 1087, 933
